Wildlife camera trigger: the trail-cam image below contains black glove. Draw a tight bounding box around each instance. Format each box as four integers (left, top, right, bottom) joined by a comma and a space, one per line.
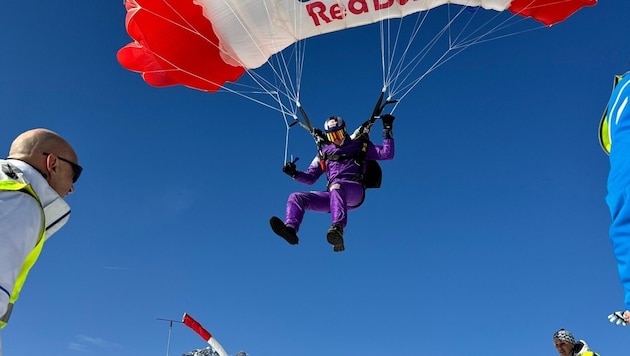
282, 161, 298, 178
381, 114, 395, 138
381, 114, 395, 130
312, 128, 328, 144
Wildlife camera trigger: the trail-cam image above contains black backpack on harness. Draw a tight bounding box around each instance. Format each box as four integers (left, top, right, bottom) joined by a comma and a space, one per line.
363, 159, 382, 189
354, 136, 382, 189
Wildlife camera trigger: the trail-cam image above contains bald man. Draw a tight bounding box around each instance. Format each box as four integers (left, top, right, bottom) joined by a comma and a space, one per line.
0, 129, 81, 355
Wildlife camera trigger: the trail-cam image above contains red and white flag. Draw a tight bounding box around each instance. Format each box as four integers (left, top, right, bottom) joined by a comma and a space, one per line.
182, 313, 228, 356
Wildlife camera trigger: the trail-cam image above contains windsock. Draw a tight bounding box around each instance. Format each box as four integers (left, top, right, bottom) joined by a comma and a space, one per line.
182, 313, 229, 356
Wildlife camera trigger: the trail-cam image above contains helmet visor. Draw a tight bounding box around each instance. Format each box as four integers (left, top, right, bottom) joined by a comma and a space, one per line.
326, 129, 345, 142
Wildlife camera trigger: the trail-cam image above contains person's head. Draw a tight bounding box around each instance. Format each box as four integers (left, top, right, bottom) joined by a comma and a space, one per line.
553, 329, 575, 356
7, 128, 81, 198
324, 116, 347, 146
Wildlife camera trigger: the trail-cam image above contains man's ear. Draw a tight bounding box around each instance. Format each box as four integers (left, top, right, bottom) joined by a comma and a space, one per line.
44, 154, 58, 176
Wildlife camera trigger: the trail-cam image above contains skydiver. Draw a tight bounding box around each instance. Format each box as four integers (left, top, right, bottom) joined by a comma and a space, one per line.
269, 114, 395, 252
599, 71, 630, 326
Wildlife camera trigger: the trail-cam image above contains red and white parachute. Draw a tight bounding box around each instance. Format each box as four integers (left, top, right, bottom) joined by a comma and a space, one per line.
118, 0, 595, 116
182, 313, 229, 356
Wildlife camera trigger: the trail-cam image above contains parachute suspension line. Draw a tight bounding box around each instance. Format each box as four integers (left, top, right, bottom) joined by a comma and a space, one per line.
453, 20, 545, 49
141, 0, 297, 116
280, 92, 297, 165
379, 21, 387, 91
447, 3, 483, 48
390, 6, 484, 103
383, 9, 434, 96
261, 0, 301, 106
379, 13, 398, 93
447, 2, 454, 49
223, 82, 295, 115
443, 0, 480, 47
228, 69, 296, 114
379, 3, 421, 98
150, 1, 194, 31
126, 48, 287, 111
450, 5, 533, 49
385, 4, 480, 99
448, 1, 547, 49
256, 0, 310, 116
283, 121, 291, 164
383, 8, 457, 100
224, 0, 310, 166
138, 1, 249, 75
259, 0, 311, 164
213, 0, 273, 68
291, 0, 307, 106
383, 2, 545, 104
261, 0, 308, 164
268, 48, 300, 104
287, 36, 307, 115
204, 0, 300, 117
395, 5, 473, 77
253, 0, 312, 120
380, 9, 410, 95
379, 16, 397, 98
253, 0, 299, 107
393, 44, 466, 104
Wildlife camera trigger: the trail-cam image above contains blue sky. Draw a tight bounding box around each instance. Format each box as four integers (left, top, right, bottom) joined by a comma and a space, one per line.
1, 1, 629, 355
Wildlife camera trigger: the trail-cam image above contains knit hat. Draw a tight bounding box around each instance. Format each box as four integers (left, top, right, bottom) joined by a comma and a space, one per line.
553, 329, 575, 344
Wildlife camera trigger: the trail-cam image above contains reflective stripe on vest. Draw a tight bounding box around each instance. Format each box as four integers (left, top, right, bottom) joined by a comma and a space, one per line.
0, 163, 46, 328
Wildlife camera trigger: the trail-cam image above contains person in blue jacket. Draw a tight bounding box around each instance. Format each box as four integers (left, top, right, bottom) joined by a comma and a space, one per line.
600, 71, 630, 325
270, 114, 395, 252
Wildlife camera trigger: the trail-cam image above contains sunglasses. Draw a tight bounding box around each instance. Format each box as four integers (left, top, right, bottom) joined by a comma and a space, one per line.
42, 152, 83, 183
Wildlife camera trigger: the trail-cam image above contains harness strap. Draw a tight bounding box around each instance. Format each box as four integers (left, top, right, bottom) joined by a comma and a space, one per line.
321, 135, 370, 187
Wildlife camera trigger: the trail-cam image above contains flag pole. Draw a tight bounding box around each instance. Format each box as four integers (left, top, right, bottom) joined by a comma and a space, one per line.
157, 317, 183, 356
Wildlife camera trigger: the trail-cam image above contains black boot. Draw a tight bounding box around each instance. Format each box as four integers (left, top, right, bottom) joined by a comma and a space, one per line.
269, 216, 299, 245
326, 224, 345, 252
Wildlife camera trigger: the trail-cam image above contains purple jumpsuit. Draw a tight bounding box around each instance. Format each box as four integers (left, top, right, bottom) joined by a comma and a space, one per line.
284, 137, 394, 231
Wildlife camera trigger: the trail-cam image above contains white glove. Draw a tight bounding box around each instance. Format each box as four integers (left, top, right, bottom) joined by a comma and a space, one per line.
608, 311, 627, 326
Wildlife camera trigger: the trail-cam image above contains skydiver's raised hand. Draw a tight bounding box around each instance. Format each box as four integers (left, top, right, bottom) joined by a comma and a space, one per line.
313, 128, 328, 144
282, 161, 298, 178
381, 114, 395, 130
381, 114, 395, 139
608, 311, 629, 326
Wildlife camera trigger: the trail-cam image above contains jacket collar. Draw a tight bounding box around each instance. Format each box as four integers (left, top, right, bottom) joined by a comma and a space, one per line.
5, 159, 71, 239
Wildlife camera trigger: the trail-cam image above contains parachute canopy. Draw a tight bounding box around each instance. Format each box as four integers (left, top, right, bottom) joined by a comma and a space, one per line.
118, 0, 596, 93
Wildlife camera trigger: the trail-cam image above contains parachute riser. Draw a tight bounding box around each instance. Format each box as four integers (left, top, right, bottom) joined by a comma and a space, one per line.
294, 103, 329, 170
352, 91, 398, 139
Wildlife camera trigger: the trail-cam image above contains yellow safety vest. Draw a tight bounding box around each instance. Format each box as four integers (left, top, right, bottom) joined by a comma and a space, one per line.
582, 352, 600, 356
0, 163, 46, 328
599, 73, 626, 154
